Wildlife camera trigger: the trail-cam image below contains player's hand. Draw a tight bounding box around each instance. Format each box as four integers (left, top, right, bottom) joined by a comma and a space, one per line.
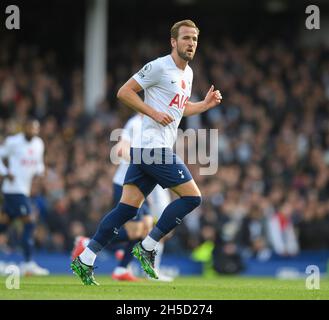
203, 85, 222, 109
4, 173, 14, 181
152, 111, 174, 126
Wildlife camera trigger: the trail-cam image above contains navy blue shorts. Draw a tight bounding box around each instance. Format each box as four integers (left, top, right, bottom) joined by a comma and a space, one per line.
124, 148, 193, 197
2, 194, 32, 218
112, 183, 150, 220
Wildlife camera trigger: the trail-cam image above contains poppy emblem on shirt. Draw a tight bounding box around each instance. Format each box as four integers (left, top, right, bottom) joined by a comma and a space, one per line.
181, 80, 186, 89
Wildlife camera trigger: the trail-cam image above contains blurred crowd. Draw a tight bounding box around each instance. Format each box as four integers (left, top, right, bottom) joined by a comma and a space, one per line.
0, 34, 329, 262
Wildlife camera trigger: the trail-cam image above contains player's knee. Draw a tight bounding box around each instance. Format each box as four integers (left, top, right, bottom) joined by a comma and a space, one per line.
0, 213, 9, 225
141, 223, 152, 238
121, 185, 145, 207
134, 223, 144, 239
181, 195, 202, 210
143, 216, 154, 230
126, 222, 144, 239
193, 186, 202, 198
141, 228, 148, 239
22, 215, 35, 224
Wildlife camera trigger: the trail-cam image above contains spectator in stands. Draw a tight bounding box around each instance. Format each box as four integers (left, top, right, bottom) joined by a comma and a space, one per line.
267, 202, 299, 256
238, 204, 271, 260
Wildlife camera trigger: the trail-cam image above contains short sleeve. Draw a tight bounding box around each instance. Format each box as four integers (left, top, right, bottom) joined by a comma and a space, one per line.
0, 137, 13, 158
0, 137, 13, 176
132, 59, 162, 90
0, 159, 8, 175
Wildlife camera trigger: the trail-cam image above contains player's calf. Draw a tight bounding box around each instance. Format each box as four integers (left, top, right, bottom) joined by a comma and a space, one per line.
139, 195, 201, 253
133, 195, 201, 278
153, 195, 201, 236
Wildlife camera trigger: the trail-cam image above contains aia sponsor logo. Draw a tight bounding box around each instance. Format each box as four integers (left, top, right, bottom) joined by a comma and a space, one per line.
169, 94, 189, 109
20, 159, 37, 166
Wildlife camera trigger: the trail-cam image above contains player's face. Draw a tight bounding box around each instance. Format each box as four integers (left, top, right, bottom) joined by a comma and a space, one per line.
173, 26, 198, 62
25, 121, 40, 140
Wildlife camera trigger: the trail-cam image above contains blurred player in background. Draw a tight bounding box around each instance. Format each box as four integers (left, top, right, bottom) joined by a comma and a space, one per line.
0, 119, 49, 275
72, 113, 173, 281
71, 19, 222, 285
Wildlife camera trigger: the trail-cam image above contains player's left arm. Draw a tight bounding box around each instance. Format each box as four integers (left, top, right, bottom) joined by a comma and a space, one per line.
36, 140, 46, 177
183, 85, 222, 117
32, 141, 46, 188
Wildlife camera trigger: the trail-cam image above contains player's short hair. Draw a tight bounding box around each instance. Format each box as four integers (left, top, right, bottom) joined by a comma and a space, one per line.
26, 117, 40, 125
170, 19, 200, 39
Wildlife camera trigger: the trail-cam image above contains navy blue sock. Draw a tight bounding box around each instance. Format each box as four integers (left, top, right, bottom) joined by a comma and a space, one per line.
119, 240, 138, 268
150, 196, 202, 241
88, 203, 139, 252
22, 223, 35, 262
112, 227, 129, 244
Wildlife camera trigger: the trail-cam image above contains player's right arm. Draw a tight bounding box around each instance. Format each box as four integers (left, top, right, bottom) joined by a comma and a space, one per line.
118, 60, 174, 127
117, 78, 173, 127
0, 138, 14, 181
0, 160, 9, 177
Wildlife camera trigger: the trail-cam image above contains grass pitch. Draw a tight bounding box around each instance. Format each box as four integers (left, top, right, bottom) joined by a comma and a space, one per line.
0, 275, 328, 300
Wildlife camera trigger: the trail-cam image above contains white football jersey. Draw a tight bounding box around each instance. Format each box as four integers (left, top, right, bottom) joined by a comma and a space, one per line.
132, 54, 193, 148
113, 114, 143, 186
0, 133, 45, 196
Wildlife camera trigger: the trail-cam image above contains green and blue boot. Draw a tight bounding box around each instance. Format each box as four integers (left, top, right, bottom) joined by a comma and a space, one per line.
132, 242, 158, 279
70, 257, 99, 286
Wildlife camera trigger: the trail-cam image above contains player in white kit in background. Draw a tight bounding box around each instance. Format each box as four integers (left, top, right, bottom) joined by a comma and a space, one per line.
112, 114, 173, 280
72, 113, 173, 281
0, 119, 49, 275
